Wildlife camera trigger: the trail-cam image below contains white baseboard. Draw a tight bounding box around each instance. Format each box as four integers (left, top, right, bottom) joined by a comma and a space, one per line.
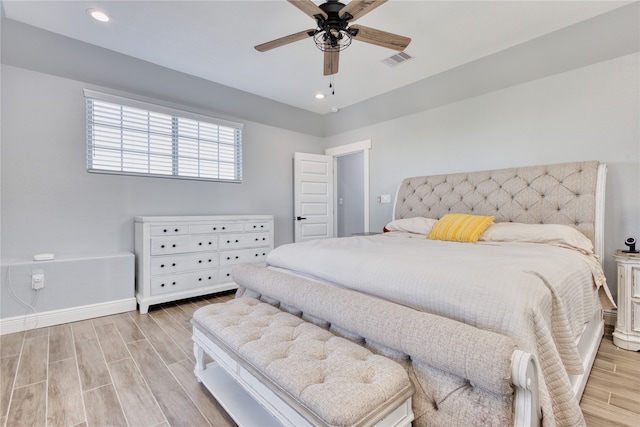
0, 298, 137, 335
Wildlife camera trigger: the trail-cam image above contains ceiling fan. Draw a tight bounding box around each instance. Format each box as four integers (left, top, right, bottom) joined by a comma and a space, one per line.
255, 0, 411, 76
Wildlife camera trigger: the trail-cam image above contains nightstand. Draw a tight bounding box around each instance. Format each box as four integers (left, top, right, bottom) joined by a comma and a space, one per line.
613, 250, 640, 351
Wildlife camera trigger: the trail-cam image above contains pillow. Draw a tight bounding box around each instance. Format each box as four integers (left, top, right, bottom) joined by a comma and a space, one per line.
384, 217, 438, 235
479, 222, 594, 254
427, 214, 495, 243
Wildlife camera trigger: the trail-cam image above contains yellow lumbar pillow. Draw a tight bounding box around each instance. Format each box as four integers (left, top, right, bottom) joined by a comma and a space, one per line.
427, 213, 495, 243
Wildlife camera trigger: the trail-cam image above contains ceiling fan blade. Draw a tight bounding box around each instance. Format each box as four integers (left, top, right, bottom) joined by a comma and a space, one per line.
255, 29, 316, 52
350, 25, 411, 51
288, 0, 328, 20
324, 46, 339, 76
340, 0, 387, 21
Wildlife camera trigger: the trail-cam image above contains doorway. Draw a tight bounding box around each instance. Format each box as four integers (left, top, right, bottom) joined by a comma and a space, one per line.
336, 152, 364, 237
293, 140, 370, 242
326, 139, 371, 237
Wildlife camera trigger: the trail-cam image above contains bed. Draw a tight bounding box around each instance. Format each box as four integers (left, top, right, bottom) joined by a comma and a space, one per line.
230, 161, 615, 427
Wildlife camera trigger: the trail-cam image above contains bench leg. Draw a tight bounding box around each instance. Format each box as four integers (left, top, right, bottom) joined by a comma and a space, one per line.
194, 342, 205, 383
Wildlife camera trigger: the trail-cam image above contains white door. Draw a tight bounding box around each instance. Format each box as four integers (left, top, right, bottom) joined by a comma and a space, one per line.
294, 152, 334, 243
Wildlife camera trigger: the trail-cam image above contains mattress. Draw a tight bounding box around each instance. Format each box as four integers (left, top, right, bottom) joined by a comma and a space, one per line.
265, 232, 614, 426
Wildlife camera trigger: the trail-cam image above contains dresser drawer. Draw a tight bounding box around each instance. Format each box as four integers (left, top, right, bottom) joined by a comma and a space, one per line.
244, 221, 271, 232
190, 223, 244, 234
150, 252, 219, 275
150, 224, 189, 236
219, 248, 270, 266
151, 269, 218, 295
219, 232, 270, 250
151, 236, 218, 255
218, 266, 235, 283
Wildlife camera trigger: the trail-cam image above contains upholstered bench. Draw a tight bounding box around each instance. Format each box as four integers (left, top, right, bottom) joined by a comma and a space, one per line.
192, 297, 415, 427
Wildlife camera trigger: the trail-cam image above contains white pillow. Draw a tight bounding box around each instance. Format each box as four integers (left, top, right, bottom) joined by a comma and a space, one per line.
384, 217, 438, 235
479, 222, 594, 254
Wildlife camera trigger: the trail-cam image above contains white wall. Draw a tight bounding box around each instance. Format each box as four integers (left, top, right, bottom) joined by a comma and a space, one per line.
0, 64, 323, 323
324, 53, 640, 298
1, 65, 323, 261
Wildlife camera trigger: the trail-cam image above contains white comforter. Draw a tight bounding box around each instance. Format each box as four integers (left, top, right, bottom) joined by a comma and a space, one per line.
266, 233, 614, 426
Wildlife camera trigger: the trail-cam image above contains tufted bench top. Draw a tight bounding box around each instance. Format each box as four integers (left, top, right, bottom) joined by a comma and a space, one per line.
192, 297, 415, 427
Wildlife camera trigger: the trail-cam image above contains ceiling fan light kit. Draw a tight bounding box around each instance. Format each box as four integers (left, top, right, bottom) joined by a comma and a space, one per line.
255, 0, 411, 77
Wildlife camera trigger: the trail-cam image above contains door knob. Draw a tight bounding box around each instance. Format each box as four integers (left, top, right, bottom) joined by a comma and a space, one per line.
296, 216, 307, 221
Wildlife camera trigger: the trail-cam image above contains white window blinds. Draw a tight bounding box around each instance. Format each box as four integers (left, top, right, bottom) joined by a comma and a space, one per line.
85, 90, 243, 182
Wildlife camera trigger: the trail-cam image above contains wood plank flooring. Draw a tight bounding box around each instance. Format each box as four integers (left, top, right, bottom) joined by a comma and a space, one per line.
1, 293, 639, 427
1, 292, 236, 427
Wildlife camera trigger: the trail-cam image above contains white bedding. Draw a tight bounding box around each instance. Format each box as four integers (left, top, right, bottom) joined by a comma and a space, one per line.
266, 233, 615, 426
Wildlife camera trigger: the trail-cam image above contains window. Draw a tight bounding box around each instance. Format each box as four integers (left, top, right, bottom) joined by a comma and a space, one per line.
85, 89, 243, 182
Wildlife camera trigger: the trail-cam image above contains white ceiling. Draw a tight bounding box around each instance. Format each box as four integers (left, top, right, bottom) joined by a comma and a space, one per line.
2, 0, 632, 115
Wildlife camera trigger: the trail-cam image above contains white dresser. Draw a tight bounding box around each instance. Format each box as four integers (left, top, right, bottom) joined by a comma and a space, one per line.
134, 215, 274, 313
613, 251, 640, 351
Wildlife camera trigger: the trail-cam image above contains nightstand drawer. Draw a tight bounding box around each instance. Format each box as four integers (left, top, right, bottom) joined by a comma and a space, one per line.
632, 266, 640, 298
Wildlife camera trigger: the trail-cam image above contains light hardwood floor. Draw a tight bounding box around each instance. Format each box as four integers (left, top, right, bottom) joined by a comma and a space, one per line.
1, 293, 639, 427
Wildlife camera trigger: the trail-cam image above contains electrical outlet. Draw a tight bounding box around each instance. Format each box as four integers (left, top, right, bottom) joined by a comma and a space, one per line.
380, 194, 391, 204
31, 270, 45, 290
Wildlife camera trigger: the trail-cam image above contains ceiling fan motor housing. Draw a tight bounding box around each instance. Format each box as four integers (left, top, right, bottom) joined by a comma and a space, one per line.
314, 1, 357, 50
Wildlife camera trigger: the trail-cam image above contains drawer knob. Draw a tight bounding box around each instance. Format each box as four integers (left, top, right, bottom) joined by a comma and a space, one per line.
163, 229, 167, 233
198, 278, 202, 281
226, 240, 230, 243
172, 263, 176, 267
172, 244, 176, 248
213, 227, 217, 230
199, 242, 202, 246
172, 282, 176, 285
174, 228, 178, 232
222, 227, 226, 230
161, 283, 165, 287
161, 245, 165, 248
198, 260, 202, 263
209, 242, 213, 245
235, 256, 239, 259
161, 264, 165, 268
235, 240, 239, 243
208, 259, 212, 262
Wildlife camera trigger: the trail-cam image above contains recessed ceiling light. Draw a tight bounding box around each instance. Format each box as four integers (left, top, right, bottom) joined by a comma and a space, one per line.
87, 8, 111, 23
315, 93, 326, 99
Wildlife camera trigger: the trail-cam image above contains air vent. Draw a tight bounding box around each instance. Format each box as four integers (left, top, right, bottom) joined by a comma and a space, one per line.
381, 51, 414, 67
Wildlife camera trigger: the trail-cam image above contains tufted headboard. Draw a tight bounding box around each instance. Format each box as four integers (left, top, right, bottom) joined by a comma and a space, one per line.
393, 161, 607, 261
